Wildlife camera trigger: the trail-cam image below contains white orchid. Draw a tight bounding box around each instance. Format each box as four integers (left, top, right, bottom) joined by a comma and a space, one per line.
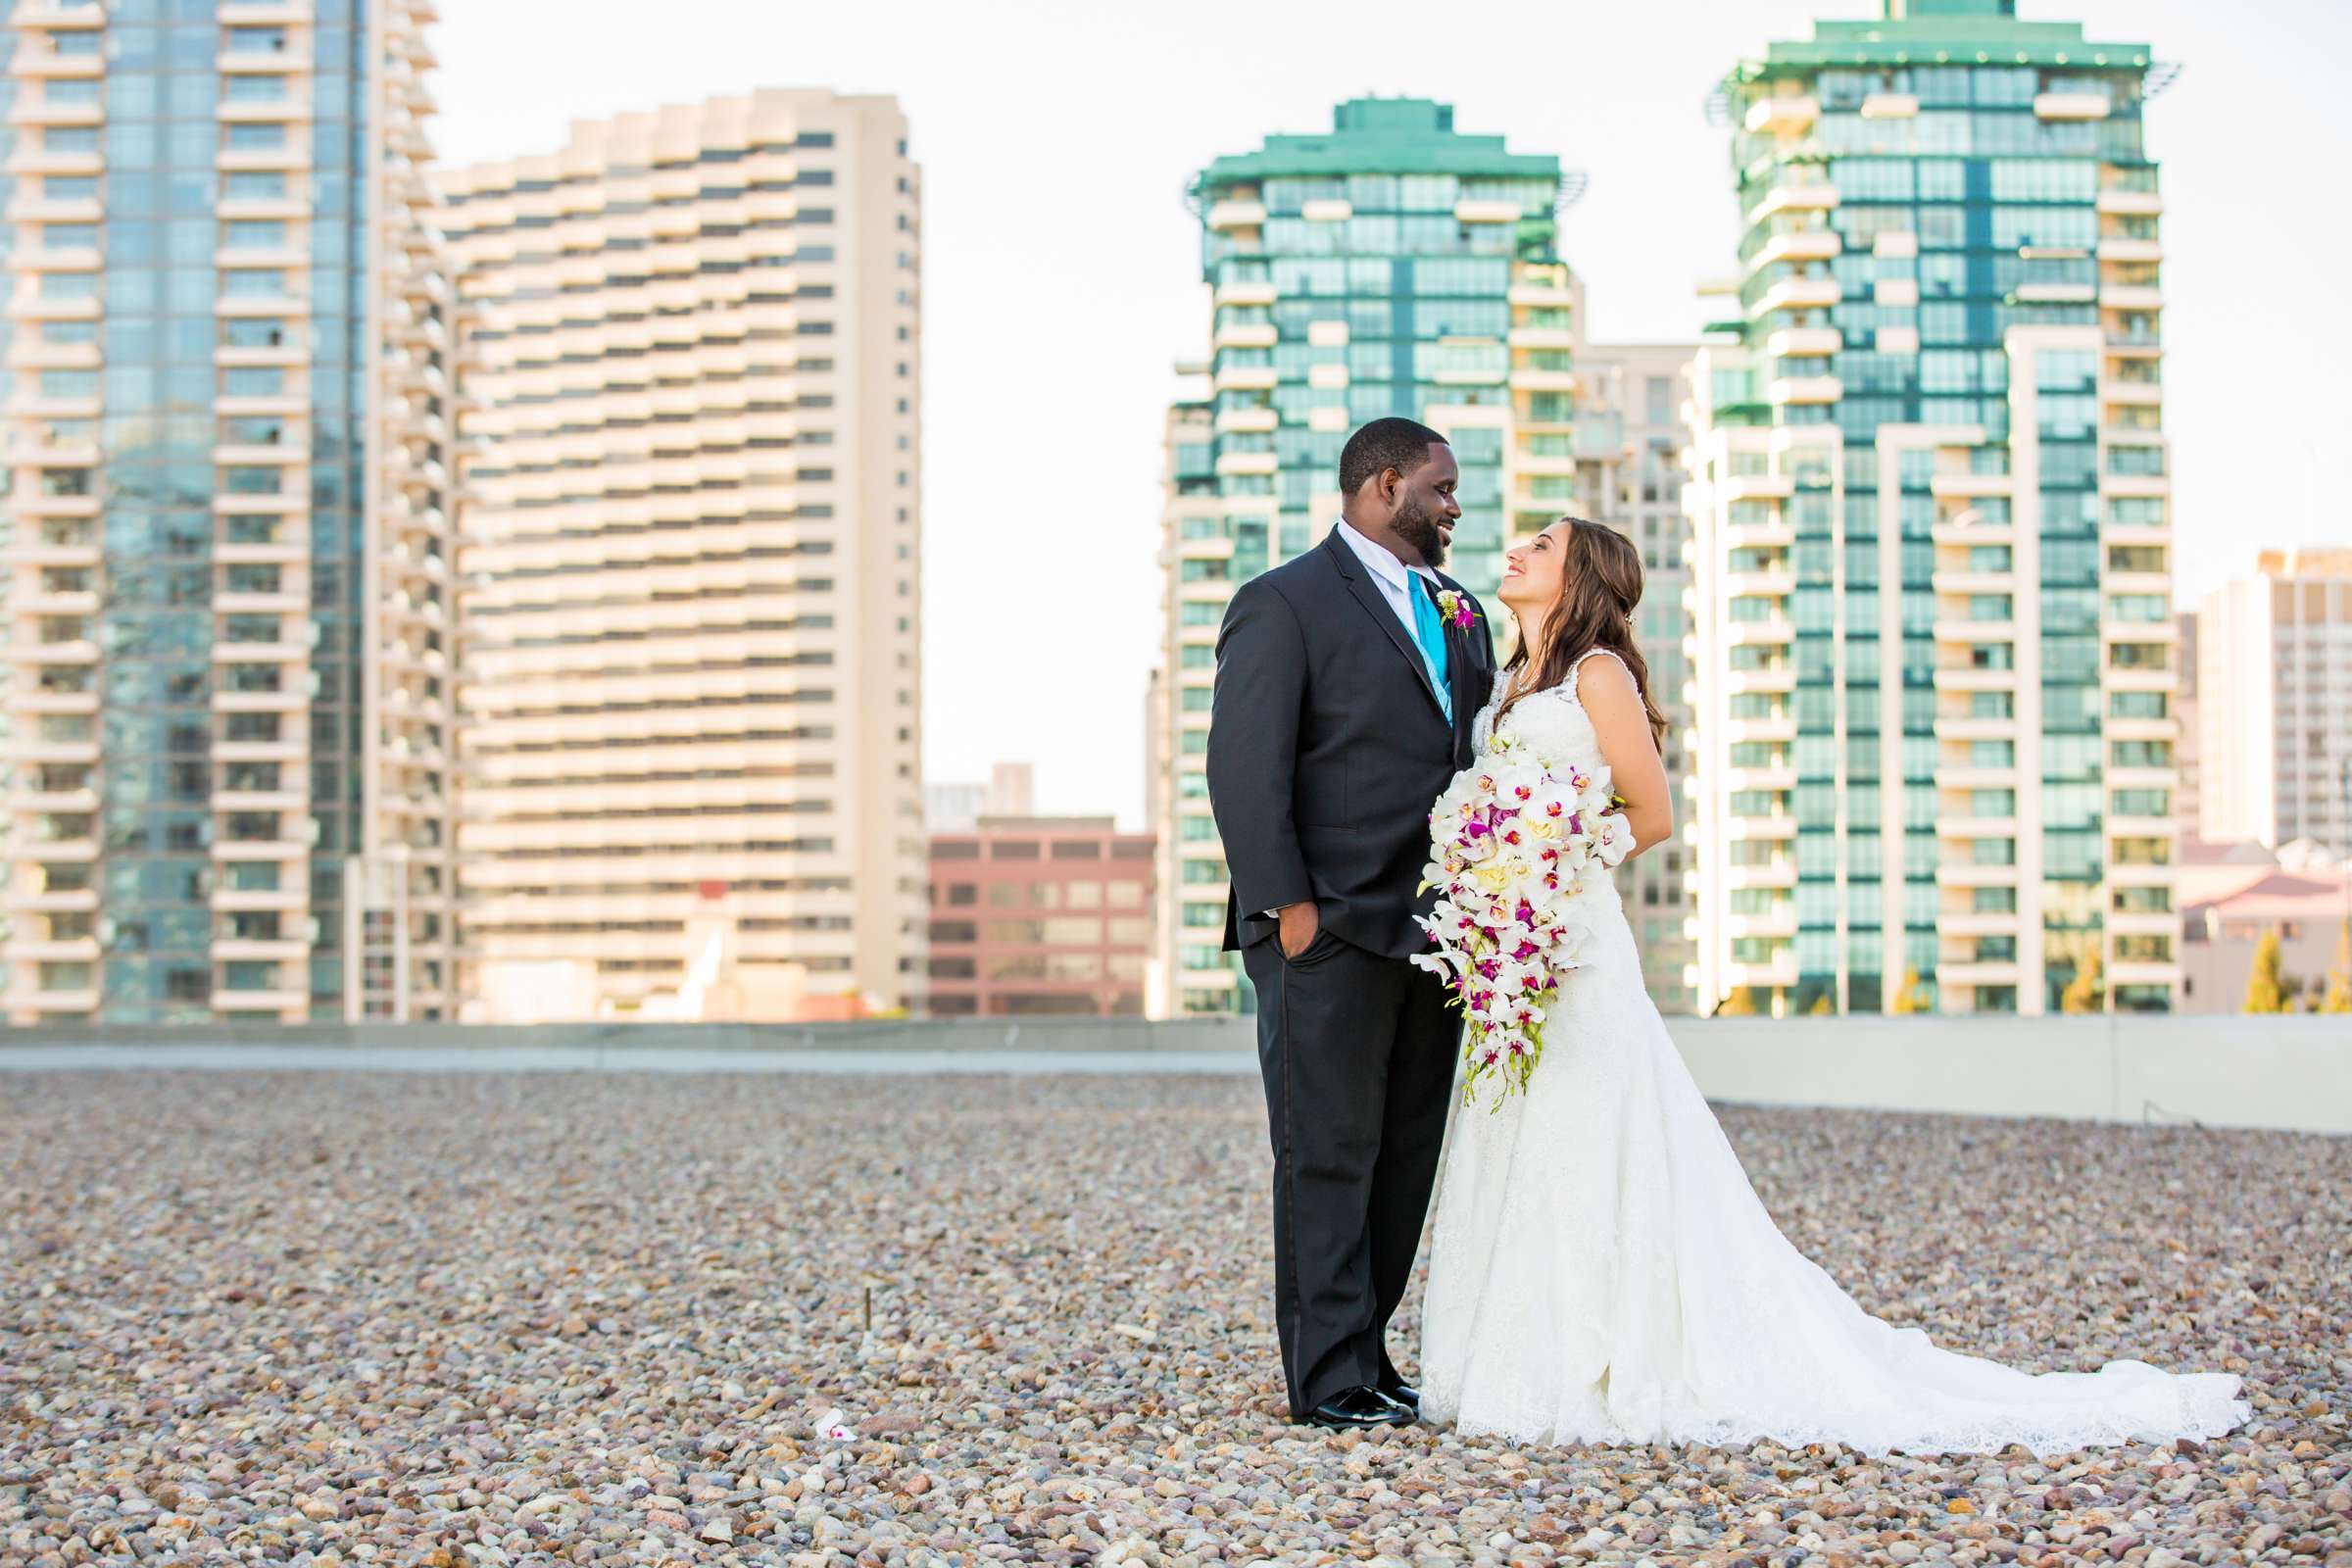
1414, 729, 1630, 1111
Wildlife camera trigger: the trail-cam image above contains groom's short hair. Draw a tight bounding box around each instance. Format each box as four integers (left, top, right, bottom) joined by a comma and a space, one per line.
1339, 417, 1447, 498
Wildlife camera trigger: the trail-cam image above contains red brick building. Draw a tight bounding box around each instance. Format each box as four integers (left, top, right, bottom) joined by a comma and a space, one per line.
926, 816, 1155, 1016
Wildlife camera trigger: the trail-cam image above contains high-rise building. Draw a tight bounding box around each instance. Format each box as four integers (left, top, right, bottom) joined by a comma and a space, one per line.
924, 760, 1034, 832
1, 0, 458, 1025
926, 815, 1154, 1017
439, 90, 924, 1023
2196, 549, 2352, 854
2175, 607, 2200, 836
1683, 0, 2181, 1017
1151, 97, 1601, 1016
1579, 343, 1701, 1013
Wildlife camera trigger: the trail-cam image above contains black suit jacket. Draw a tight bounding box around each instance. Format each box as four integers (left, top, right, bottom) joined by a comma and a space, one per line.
1207, 528, 1498, 960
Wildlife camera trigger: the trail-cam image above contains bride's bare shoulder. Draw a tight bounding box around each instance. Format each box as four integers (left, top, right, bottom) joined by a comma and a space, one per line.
1566, 647, 1633, 699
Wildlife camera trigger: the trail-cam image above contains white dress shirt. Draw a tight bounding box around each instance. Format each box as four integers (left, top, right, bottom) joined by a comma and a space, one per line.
1336, 519, 1447, 690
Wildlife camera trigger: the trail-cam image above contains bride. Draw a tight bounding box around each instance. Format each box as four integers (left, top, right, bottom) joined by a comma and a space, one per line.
1416, 516, 2247, 1455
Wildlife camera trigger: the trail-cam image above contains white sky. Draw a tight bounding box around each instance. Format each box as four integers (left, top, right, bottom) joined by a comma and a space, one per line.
434, 0, 2349, 828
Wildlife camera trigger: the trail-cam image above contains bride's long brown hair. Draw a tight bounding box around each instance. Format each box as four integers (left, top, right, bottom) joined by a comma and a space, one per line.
1495, 516, 1669, 749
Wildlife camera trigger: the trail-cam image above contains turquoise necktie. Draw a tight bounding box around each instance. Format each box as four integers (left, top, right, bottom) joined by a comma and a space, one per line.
1409, 574, 1453, 722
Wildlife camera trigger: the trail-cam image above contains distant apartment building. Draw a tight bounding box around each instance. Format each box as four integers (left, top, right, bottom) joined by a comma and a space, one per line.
2196, 549, 2352, 854
2, 0, 459, 1024
924, 761, 1033, 832
1684, 0, 2182, 1017
2175, 608, 2200, 835
927, 815, 1153, 1016
438, 89, 924, 1022
1152, 97, 1615, 1016
1579, 343, 1700, 1013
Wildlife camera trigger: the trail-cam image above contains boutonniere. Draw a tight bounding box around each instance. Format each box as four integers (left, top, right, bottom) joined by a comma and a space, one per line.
1435, 589, 1476, 632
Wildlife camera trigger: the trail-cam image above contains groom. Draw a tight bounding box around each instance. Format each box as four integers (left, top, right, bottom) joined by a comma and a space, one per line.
1207, 416, 1496, 1429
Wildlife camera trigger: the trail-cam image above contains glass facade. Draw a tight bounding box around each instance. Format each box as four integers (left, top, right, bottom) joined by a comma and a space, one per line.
1154, 99, 1588, 1015
1684, 0, 2181, 1017
2, 0, 457, 1024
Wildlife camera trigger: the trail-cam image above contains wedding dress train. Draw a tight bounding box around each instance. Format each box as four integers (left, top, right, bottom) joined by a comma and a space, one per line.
1417, 652, 2247, 1455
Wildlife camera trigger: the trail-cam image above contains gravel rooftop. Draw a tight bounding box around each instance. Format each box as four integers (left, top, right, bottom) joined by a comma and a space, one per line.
2, 1071, 2346, 1567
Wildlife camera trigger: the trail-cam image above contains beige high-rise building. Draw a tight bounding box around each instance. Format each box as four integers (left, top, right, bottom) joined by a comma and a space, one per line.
438, 90, 924, 1022
2197, 549, 2352, 854
2, 0, 459, 1025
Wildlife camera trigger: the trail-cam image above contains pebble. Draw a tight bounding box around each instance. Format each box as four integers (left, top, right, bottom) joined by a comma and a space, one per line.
0, 1071, 2344, 1565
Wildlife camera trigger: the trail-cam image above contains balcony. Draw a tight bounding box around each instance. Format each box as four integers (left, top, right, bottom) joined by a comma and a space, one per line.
1935, 862, 2019, 889
1507, 367, 1578, 393
1721, 715, 1795, 746
1720, 955, 1799, 990
15, 637, 99, 665
2034, 93, 2112, 121
2, 984, 97, 1012
1722, 908, 1798, 941
209, 988, 308, 1013
1745, 230, 1841, 273
1722, 760, 1798, 794
1723, 666, 1798, 703
1744, 183, 1838, 224
1749, 277, 1840, 317
1742, 95, 1818, 134
1766, 375, 1841, 406
211, 834, 310, 859
1204, 200, 1265, 230
1934, 616, 2018, 645
1933, 715, 2017, 746
1506, 281, 1577, 309
1930, 568, 2017, 595
1722, 860, 1796, 892
1930, 666, 2019, 696
1936, 909, 2019, 939
2101, 284, 2164, 312
1211, 280, 1275, 309
1722, 617, 1796, 648
3, 935, 99, 963
1763, 327, 1841, 359
1936, 764, 2019, 793
1937, 959, 2023, 987
1718, 471, 1796, 505
1209, 363, 1276, 393
1209, 321, 1276, 351
210, 938, 312, 963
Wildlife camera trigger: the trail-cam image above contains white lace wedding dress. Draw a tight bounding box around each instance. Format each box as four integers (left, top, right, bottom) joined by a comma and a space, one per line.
1417, 651, 2248, 1455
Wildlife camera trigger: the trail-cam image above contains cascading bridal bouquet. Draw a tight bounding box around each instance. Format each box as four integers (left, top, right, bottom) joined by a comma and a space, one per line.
1412, 726, 1631, 1109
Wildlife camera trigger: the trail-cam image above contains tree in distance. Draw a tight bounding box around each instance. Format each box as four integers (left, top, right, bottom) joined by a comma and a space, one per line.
2244, 928, 2287, 1015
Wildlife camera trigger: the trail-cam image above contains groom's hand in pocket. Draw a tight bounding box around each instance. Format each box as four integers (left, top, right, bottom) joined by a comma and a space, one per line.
1276, 902, 1320, 960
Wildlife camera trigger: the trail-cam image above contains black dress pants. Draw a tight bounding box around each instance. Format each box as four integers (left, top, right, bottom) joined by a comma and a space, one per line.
1242, 925, 1458, 1415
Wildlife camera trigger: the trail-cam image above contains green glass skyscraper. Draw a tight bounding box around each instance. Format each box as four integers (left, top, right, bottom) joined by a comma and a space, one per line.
1684, 0, 2181, 1018
1152, 98, 1595, 1015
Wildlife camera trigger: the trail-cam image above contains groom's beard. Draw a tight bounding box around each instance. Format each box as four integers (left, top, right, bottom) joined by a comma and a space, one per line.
1394, 499, 1449, 568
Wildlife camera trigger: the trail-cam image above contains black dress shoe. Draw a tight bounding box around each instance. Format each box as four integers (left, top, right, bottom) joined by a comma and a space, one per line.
1301, 1385, 1414, 1429
1379, 1377, 1420, 1413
